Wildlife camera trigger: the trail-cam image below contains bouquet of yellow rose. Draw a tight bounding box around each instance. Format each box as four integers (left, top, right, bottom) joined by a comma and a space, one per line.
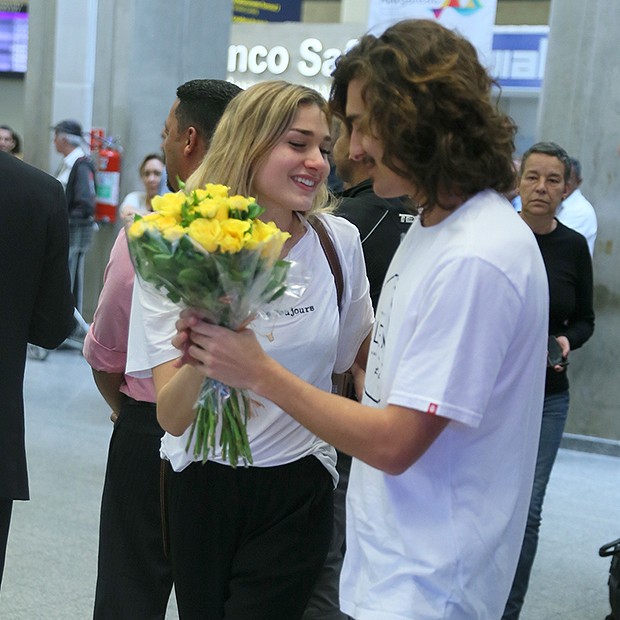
127, 183, 291, 467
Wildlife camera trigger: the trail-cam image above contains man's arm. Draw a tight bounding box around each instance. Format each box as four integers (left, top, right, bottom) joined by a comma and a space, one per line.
29, 179, 75, 347
83, 230, 137, 415
253, 353, 448, 475
169, 319, 448, 474
91, 369, 128, 416
70, 159, 96, 218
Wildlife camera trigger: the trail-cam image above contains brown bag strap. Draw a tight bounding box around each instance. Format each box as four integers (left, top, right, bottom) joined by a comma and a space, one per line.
308, 214, 343, 312
309, 215, 358, 399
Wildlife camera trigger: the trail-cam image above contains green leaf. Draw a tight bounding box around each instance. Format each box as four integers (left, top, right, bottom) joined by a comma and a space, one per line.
166, 290, 182, 304
152, 254, 175, 269
177, 267, 205, 286
248, 202, 264, 220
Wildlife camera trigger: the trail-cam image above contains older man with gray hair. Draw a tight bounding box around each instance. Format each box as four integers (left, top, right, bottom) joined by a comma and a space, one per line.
53, 119, 97, 314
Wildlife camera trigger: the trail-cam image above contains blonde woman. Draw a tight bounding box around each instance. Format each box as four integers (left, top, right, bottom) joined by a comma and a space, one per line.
127, 81, 372, 619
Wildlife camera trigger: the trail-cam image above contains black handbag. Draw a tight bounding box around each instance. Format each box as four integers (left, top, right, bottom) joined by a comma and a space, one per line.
599, 537, 620, 620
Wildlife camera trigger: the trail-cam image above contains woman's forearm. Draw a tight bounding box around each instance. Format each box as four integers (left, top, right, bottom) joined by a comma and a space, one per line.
153, 360, 204, 436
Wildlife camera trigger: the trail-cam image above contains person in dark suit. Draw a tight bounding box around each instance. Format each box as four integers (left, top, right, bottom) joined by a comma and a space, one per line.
0, 151, 75, 588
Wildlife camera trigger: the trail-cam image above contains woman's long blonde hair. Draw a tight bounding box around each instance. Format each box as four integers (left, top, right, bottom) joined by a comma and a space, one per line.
186, 80, 333, 216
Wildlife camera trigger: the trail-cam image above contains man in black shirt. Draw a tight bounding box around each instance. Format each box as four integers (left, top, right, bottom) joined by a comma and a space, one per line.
332, 120, 414, 309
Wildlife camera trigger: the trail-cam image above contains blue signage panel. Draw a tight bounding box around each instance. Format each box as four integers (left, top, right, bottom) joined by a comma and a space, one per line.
490, 27, 549, 90
233, 1, 301, 23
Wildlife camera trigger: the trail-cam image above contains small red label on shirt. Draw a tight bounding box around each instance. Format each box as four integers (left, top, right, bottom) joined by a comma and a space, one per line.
427, 403, 438, 415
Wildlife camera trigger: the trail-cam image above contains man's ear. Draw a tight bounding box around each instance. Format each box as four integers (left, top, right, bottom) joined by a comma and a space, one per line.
562, 182, 570, 200
183, 126, 199, 156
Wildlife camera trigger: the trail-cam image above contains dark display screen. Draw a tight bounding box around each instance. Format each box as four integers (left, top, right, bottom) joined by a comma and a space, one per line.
0, 10, 28, 75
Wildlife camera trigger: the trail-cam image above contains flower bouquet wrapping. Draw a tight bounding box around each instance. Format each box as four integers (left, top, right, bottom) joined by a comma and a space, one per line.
127, 183, 291, 467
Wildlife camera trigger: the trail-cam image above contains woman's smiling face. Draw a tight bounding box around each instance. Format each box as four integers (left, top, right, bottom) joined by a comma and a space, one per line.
253, 103, 331, 221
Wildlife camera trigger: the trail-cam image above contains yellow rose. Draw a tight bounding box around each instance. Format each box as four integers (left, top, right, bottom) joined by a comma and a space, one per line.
245, 220, 290, 257
141, 212, 161, 222
197, 196, 229, 220
227, 195, 252, 212
151, 192, 186, 217
219, 219, 251, 254
245, 219, 272, 248
191, 188, 210, 203
162, 224, 187, 242
153, 215, 179, 232
214, 199, 231, 222
204, 183, 230, 199
196, 198, 217, 219
188, 218, 222, 253
127, 219, 149, 240
263, 229, 289, 259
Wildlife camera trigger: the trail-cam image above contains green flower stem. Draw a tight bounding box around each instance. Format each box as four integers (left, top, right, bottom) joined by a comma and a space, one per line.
186, 381, 253, 468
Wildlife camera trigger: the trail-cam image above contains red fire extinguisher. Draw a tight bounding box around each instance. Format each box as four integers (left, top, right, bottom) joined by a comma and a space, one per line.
91, 129, 122, 223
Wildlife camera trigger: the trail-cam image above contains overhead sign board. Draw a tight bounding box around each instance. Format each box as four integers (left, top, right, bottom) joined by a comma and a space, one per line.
367, 0, 498, 67
228, 23, 549, 95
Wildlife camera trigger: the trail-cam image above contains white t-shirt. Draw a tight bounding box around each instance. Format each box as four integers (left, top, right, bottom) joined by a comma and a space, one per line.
340, 190, 549, 620
556, 188, 597, 257
119, 191, 148, 222
127, 213, 373, 483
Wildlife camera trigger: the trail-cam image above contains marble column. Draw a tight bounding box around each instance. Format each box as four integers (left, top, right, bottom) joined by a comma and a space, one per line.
538, 0, 620, 443
24, 0, 233, 320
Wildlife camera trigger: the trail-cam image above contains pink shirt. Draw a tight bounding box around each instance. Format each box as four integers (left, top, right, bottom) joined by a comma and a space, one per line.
83, 228, 156, 403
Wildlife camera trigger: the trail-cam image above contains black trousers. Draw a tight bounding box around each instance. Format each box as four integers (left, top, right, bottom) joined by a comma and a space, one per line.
0, 498, 12, 591
93, 400, 173, 620
167, 455, 333, 620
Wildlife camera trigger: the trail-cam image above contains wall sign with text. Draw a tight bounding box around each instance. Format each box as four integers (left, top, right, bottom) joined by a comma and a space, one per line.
228, 23, 550, 95
233, 0, 301, 23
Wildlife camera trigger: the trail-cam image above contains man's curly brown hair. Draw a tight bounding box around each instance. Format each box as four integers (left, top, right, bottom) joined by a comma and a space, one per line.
330, 19, 516, 210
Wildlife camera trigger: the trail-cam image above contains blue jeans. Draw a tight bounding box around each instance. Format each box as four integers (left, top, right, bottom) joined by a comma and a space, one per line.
502, 390, 570, 619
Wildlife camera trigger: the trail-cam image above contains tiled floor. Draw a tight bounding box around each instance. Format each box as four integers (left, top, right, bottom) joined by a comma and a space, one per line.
0, 348, 617, 619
